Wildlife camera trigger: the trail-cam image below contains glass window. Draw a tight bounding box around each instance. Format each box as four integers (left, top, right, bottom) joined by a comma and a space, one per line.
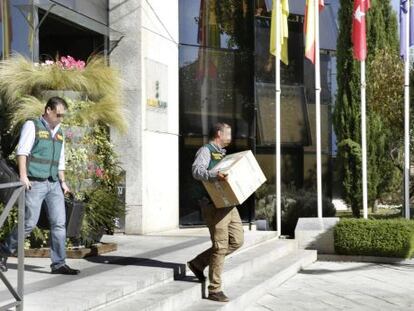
0, 1, 5, 59
254, 5, 303, 84
179, 44, 254, 225
179, 0, 253, 50
256, 83, 310, 147
179, 0, 254, 226
256, 147, 304, 189
0, 0, 32, 59
304, 52, 334, 105
180, 45, 253, 138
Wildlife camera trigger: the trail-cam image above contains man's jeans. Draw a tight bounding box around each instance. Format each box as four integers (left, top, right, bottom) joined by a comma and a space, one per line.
1, 180, 66, 269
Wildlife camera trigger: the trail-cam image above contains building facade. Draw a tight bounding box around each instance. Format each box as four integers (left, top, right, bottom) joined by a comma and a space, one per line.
0, 0, 338, 233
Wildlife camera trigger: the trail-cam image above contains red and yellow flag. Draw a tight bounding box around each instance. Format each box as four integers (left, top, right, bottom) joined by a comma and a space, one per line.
304, 0, 324, 64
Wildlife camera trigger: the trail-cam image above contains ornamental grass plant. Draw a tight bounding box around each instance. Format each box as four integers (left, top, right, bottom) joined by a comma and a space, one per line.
0, 54, 127, 248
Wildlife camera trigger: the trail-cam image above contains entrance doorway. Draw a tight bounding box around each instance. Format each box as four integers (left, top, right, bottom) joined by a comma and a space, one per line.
39, 10, 105, 62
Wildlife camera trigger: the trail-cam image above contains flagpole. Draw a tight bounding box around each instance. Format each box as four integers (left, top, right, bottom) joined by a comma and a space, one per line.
275, 0, 282, 236
315, 0, 322, 218
361, 59, 368, 219
404, 0, 411, 219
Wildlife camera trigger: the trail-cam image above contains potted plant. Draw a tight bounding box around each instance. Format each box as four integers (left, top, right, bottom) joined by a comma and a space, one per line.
0, 55, 127, 252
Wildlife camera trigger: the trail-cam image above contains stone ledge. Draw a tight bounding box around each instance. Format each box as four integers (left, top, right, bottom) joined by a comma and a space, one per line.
295, 217, 340, 254
318, 254, 414, 265
22, 242, 117, 259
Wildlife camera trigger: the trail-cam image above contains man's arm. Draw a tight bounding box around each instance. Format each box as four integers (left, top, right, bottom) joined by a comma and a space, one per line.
16, 121, 35, 189
192, 146, 227, 182
58, 140, 69, 194
192, 146, 218, 182
58, 170, 70, 194
17, 155, 31, 189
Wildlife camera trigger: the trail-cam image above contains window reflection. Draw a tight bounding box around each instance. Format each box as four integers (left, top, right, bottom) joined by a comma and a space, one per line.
180, 45, 253, 139
0, 0, 12, 59
179, 0, 254, 225
255, 14, 303, 84
1, 0, 32, 59
180, 0, 252, 50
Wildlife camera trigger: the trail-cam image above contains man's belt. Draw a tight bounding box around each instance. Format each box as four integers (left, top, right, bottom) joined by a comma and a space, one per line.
28, 176, 55, 182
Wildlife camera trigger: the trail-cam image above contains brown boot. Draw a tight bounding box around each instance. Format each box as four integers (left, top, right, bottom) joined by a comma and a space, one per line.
207, 291, 229, 302
187, 261, 206, 282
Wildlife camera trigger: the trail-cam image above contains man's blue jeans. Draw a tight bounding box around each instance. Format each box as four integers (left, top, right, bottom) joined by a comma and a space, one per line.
1, 180, 67, 269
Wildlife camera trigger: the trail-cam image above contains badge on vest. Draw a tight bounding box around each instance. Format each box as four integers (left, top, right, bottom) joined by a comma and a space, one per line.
55, 133, 63, 141
38, 131, 50, 139
211, 152, 223, 161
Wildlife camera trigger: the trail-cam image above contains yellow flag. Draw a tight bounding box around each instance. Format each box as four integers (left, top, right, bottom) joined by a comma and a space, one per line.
270, 0, 289, 65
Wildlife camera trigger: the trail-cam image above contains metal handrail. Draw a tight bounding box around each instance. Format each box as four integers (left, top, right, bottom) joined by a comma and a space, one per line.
0, 181, 25, 311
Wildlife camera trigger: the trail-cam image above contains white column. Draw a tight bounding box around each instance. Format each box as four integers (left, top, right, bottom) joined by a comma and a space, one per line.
361, 60, 368, 219
315, 0, 323, 218
275, 0, 282, 237
404, 0, 411, 219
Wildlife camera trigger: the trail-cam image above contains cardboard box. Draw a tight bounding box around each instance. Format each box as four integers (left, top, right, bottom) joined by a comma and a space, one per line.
202, 150, 266, 208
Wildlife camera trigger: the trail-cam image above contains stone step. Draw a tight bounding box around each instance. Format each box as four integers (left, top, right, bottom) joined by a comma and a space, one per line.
98, 239, 308, 311
19, 265, 175, 311
184, 250, 317, 311
14, 230, 278, 311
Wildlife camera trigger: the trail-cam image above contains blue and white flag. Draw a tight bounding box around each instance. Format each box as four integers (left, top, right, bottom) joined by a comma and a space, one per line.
400, 0, 414, 60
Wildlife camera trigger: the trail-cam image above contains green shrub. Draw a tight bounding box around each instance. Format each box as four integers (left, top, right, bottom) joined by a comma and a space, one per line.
281, 190, 336, 237
334, 218, 414, 258
0, 202, 17, 241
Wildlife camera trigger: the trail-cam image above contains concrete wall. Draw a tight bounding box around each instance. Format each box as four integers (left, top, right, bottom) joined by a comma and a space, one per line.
109, 0, 179, 234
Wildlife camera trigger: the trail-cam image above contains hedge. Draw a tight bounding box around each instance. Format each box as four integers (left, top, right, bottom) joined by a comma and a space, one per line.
334, 219, 414, 258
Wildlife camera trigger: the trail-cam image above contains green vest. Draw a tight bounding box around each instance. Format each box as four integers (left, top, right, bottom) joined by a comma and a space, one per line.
193, 143, 225, 201
27, 118, 64, 181
206, 143, 225, 169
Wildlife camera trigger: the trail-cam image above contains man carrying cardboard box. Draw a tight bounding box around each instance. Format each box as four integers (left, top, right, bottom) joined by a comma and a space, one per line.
187, 122, 244, 302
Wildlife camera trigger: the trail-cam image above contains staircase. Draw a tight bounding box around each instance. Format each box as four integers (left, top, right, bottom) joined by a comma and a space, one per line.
98, 234, 316, 311
1, 230, 316, 311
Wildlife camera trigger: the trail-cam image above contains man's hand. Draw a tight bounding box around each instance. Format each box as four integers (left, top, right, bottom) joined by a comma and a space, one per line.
61, 181, 70, 195
217, 172, 228, 181
20, 175, 32, 190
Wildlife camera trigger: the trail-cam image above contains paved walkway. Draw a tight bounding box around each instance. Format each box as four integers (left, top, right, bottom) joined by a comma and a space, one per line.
247, 261, 414, 311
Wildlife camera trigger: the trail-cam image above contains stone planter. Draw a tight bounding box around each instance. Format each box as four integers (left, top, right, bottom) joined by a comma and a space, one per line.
23, 242, 117, 259
256, 219, 269, 231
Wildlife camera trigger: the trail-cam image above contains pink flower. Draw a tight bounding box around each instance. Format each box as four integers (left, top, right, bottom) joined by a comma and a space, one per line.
76, 61, 86, 69
57, 56, 85, 70
95, 167, 104, 178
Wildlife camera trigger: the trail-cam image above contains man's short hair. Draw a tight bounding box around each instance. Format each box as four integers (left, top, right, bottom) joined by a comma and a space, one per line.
209, 122, 231, 140
45, 96, 68, 112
